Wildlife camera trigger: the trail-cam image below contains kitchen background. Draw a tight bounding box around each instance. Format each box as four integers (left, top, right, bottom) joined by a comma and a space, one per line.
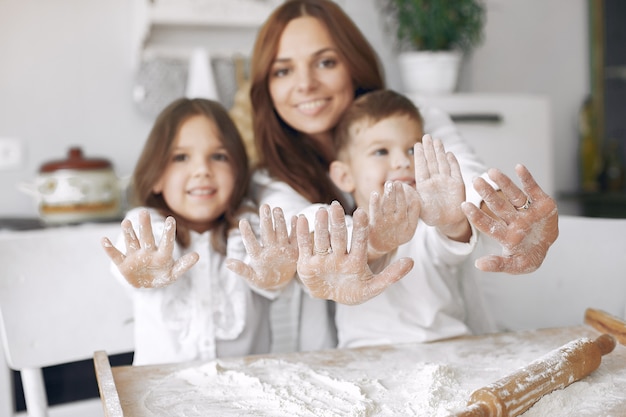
0, 0, 593, 218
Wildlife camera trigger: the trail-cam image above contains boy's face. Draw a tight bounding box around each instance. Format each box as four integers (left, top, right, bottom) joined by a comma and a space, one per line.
330, 115, 423, 208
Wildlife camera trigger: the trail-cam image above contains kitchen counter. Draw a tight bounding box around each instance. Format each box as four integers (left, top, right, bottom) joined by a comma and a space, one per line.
95, 325, 626, 417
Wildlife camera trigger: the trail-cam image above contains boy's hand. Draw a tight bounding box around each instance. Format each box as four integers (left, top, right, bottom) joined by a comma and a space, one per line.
367, 181, 420, 259
414, 134, 470, 242
296, 202, 414, 305
101, 209, 199, 288
226, 204, 298, 291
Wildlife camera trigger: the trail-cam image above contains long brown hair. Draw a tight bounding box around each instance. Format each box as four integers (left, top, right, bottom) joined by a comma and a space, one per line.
250, 0, 385, 205
131, 98, 250, 253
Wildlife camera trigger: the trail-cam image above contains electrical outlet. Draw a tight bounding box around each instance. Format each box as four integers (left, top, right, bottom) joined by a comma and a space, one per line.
0, 138, 24, 170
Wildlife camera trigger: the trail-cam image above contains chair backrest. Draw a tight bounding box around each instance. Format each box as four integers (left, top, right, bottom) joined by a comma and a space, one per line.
0, 223, 134, 415
465, 215, 626, 332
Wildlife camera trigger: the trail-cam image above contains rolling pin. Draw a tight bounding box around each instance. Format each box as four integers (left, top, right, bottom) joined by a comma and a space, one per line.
450, 333, 616, 417
584, 307, 626, 345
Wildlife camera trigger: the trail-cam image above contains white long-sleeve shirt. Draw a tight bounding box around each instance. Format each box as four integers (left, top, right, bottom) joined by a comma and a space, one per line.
336, 222, 477, 348
111, 207, 274, 366
249, 104, 492, 351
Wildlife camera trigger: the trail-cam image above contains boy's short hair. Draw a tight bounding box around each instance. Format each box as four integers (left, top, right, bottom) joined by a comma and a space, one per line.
333, 89, 423, 155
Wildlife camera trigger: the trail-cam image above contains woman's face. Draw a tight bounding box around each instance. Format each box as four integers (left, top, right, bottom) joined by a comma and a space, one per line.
268, 16, 355, 144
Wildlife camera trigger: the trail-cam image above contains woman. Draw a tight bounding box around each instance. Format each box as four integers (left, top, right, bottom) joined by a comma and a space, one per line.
231, 0, 558, 351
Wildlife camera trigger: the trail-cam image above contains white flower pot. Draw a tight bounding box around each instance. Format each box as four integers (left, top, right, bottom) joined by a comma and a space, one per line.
398, 51, 462, 95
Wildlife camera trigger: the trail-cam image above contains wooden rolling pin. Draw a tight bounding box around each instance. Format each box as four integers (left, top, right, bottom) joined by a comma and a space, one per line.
584, 307, 626, 345
450, 333, 616, 417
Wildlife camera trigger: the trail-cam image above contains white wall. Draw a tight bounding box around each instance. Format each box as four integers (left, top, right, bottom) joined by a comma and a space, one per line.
0, 0, 588, 217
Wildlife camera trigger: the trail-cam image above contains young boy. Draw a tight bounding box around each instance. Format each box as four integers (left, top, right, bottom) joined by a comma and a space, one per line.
328, 89, 477, 348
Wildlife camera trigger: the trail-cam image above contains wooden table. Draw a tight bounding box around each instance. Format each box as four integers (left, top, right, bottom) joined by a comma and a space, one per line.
94, 325, 626, 416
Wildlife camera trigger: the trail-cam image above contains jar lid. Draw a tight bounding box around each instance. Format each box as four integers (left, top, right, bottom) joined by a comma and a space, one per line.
40, 147, 112, 172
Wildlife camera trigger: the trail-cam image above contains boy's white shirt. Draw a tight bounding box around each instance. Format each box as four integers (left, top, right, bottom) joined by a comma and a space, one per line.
250, 103, 494, 350
110, 206, 275, 365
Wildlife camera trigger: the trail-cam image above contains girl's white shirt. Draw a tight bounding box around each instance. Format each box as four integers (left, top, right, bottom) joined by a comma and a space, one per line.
111, 206, 275, 366
250, 104, 491, 350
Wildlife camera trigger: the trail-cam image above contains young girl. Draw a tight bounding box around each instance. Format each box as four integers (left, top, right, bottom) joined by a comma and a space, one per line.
101, 98, 274, 366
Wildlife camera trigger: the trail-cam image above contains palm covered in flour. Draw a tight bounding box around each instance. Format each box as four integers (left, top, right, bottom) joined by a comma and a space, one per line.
225, 204, 298, 291
101, 209, 199, 289
414, 135, 470, 242
296, 201, 414, 305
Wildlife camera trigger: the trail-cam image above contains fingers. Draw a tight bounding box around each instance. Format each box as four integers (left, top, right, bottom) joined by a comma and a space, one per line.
515, 163, 550, 202
272, 206, 290, 242
296, 214, 313, 259
101, 237, 125, 265
171, 252, 200, 280
239, 218, 262, 258
348, 257, 414, 305
225, 258, 256, 281
461, 201, 506, 242
121, 219, 140, 251
259, 204, 275, 244
422, 134, 439, 176
137, 209, 157, 250
313, 206, 331, 254
414, 134, 452, 181
349, 207, 369, 263
328, 201, 347, 255
157, 216, 177, 257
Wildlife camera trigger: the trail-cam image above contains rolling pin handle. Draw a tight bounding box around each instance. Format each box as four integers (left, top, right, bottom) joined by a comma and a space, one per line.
448, 402, 489, 417
595, 333, 617, 356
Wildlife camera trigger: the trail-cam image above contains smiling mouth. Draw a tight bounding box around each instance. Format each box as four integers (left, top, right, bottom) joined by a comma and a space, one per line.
297, 99, 328, 112
188, 188, 216, 196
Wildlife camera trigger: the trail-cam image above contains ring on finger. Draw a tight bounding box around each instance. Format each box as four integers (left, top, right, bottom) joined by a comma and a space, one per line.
514, 197, 531, 211
314, 247, 332, 256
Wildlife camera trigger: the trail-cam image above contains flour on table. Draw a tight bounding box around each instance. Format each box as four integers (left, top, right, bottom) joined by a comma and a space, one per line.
138, 334, 626, 417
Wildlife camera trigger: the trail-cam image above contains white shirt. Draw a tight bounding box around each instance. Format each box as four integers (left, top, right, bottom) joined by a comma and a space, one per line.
111, 207, 273, 365
336, 222, 477, 348
249, 104, 492, 351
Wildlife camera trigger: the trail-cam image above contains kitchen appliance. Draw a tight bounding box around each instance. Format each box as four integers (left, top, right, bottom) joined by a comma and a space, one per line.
18, 147, 125, 225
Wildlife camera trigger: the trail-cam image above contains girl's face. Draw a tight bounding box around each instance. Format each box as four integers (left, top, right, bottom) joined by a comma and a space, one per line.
152, 115, 236, 233
269, 16, 355, 145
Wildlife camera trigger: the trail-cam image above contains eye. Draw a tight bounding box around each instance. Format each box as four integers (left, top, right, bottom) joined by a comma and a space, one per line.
317, 57, 337, 69
212, 152, 229, 162
373, 148, 389, 157
271, 66, 290, 78
172, 153, 188, 162
407, 147, 415, 156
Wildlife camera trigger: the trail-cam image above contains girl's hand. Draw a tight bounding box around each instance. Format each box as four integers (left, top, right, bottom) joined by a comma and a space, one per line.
367, 181, 420, 259
226, 204, 298, 291
461, 164, 559, 274
296, 201, 414, 305
101, 209, 199, 288
414, 134, 470, 242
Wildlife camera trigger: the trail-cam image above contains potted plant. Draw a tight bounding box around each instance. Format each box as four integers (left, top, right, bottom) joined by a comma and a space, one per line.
381, 0, 486, 94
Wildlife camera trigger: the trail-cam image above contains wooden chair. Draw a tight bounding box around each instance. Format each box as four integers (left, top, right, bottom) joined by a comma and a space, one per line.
0, 223, 134, 417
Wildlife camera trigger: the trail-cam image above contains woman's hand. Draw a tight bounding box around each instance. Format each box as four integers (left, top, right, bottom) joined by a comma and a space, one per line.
101, 209, 199, 288
461, 164, 559, 274
414, 134, 471, 242
226, 204, 298, 291
296, 201, 414, 305
367, 181, 420, 259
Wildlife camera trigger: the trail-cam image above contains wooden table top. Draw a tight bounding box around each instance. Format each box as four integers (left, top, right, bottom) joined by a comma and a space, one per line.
95, 325, 626, 417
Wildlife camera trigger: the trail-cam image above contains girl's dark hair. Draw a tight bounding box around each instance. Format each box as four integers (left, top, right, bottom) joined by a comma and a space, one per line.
249, 0, 385, 206
131, 98, 250, 254
334, 89, 424, 154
